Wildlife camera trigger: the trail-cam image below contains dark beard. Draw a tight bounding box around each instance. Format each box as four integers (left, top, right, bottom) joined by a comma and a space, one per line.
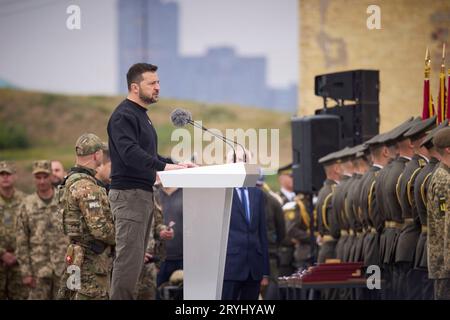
139, 91, 156, 105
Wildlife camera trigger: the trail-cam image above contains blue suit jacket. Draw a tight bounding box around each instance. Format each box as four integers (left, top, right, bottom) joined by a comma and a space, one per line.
223, 187, 270, 281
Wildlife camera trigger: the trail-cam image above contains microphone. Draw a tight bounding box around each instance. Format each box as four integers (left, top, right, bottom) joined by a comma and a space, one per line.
170, 108, 247, 163
171, 108, 192, 127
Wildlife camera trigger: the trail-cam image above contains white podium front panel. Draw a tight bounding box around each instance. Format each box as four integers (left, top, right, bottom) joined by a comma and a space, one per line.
183, 188, 233, 300
158, 163, 260, 300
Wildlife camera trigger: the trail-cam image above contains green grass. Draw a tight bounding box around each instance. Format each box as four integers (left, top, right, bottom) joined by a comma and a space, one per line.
0, 88, 292, 193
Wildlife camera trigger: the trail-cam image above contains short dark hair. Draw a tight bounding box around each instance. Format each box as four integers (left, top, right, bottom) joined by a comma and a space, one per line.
126, 63, 158, 91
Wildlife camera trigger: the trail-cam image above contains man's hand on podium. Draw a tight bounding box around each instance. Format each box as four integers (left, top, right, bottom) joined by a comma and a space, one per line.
178, 161, 198, 168
164, 163, 186, 170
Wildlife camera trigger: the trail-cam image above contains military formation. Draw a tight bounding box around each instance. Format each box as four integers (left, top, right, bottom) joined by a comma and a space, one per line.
313, 117, 450, 300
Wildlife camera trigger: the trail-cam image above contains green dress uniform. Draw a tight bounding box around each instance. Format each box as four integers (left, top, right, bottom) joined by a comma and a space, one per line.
316, 179, 338, 263
330, 174, 352, 261
394, 154, 427, 299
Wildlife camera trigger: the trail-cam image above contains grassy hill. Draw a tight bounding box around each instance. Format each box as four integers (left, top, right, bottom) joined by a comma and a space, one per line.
0, 88, 293, 193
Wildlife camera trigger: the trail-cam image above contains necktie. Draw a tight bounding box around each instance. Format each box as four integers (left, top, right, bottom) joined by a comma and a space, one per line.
239, 187, 250, 223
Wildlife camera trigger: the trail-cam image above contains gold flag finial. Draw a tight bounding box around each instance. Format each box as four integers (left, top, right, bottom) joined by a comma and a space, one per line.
441, 43, 446, 69
425, 47, 431, 78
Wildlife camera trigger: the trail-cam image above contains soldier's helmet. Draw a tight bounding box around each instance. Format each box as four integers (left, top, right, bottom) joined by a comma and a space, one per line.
32, 160, 52, 175
75, 133, 107, 156
0, 161, 16, 174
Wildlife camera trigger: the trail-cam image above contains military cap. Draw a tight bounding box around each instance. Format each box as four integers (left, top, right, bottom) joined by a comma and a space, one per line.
404, 116, 437, 141
318, 150, 340, 165
353, 143, 369, 159
32, 160, 51, 175
433, 126, 450, 149
277, 163, 292, 175
384, 116, 419, 144
0, 161, 16, 174
420, 120, 449, 148
365, 132, 390, 147
75, 133, 106, 156
101, 141, 108, 151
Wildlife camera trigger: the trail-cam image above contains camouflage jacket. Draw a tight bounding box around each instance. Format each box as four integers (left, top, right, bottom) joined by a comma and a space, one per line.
0, 189, 26, 256
15, 190, 69, 278
60, 166, 115, 247
427, 162, 450, 279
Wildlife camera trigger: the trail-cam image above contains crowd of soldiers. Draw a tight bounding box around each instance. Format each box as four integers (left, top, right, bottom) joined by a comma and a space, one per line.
0, 133, 176, 300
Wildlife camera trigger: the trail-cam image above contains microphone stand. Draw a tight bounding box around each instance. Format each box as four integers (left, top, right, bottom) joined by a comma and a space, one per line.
188, 120, 247, 163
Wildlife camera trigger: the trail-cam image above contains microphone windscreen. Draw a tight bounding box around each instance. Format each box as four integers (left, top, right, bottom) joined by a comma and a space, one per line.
171, 108, 192, 127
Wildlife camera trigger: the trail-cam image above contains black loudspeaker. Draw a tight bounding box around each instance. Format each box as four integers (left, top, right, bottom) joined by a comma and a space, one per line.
315, 70, 379, 103
291, 115, 341, 194
315, 103, 380, 146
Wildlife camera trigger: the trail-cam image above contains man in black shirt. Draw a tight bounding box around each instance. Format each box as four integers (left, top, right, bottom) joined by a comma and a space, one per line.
107, 63, 186, 300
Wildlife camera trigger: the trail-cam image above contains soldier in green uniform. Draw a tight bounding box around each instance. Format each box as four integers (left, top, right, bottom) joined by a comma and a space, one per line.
427, 127, 450, 300
376, 117, 418, 299
0, 161, 28, 299
413, 120, 448, 299
345, 144, 370, 263
58, 134, 115, 300
359, 132, 397, 300
16, 160, 70, 299
282, 194, 313, 274
316, 150, 342, 264
394, 116, 437, 299
329, 147, 355, 262
277, 164, 297, 276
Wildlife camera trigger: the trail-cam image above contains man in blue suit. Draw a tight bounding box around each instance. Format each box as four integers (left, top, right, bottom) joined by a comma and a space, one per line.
222, 150, 270, 300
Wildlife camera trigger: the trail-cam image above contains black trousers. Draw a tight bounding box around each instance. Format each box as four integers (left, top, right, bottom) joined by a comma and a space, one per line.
222, 274, 261, 300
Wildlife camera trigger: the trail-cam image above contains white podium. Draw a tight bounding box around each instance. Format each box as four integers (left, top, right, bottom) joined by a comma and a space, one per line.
158, 163, 259, 300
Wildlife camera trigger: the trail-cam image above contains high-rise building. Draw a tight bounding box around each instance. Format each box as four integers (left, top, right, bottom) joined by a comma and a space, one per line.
118, 0, 297, 111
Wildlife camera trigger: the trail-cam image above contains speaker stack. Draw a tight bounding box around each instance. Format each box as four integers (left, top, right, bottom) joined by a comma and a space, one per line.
292, 69, 380, 193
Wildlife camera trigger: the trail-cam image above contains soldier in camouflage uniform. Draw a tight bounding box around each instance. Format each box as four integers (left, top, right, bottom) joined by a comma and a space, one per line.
427, 127, 450, 300
15, 160, 70, 299
58, 133, 115, 300
0, 161, 28, 299
413, 121, 448, 300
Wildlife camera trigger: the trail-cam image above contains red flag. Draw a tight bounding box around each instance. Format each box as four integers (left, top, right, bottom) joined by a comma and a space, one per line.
437, 44, 447, 124
422, 48, 435, 119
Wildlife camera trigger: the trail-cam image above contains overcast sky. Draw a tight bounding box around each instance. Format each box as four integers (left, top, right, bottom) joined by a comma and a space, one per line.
0, 0, 298, 95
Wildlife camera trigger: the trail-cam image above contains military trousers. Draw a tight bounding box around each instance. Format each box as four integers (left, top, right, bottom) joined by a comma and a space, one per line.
0, 263, 28, 300
28, 273, 60, 300
109, 189, 154, 300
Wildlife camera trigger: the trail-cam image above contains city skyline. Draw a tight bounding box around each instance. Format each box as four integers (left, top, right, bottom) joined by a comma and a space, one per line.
0, 0, 298, 109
